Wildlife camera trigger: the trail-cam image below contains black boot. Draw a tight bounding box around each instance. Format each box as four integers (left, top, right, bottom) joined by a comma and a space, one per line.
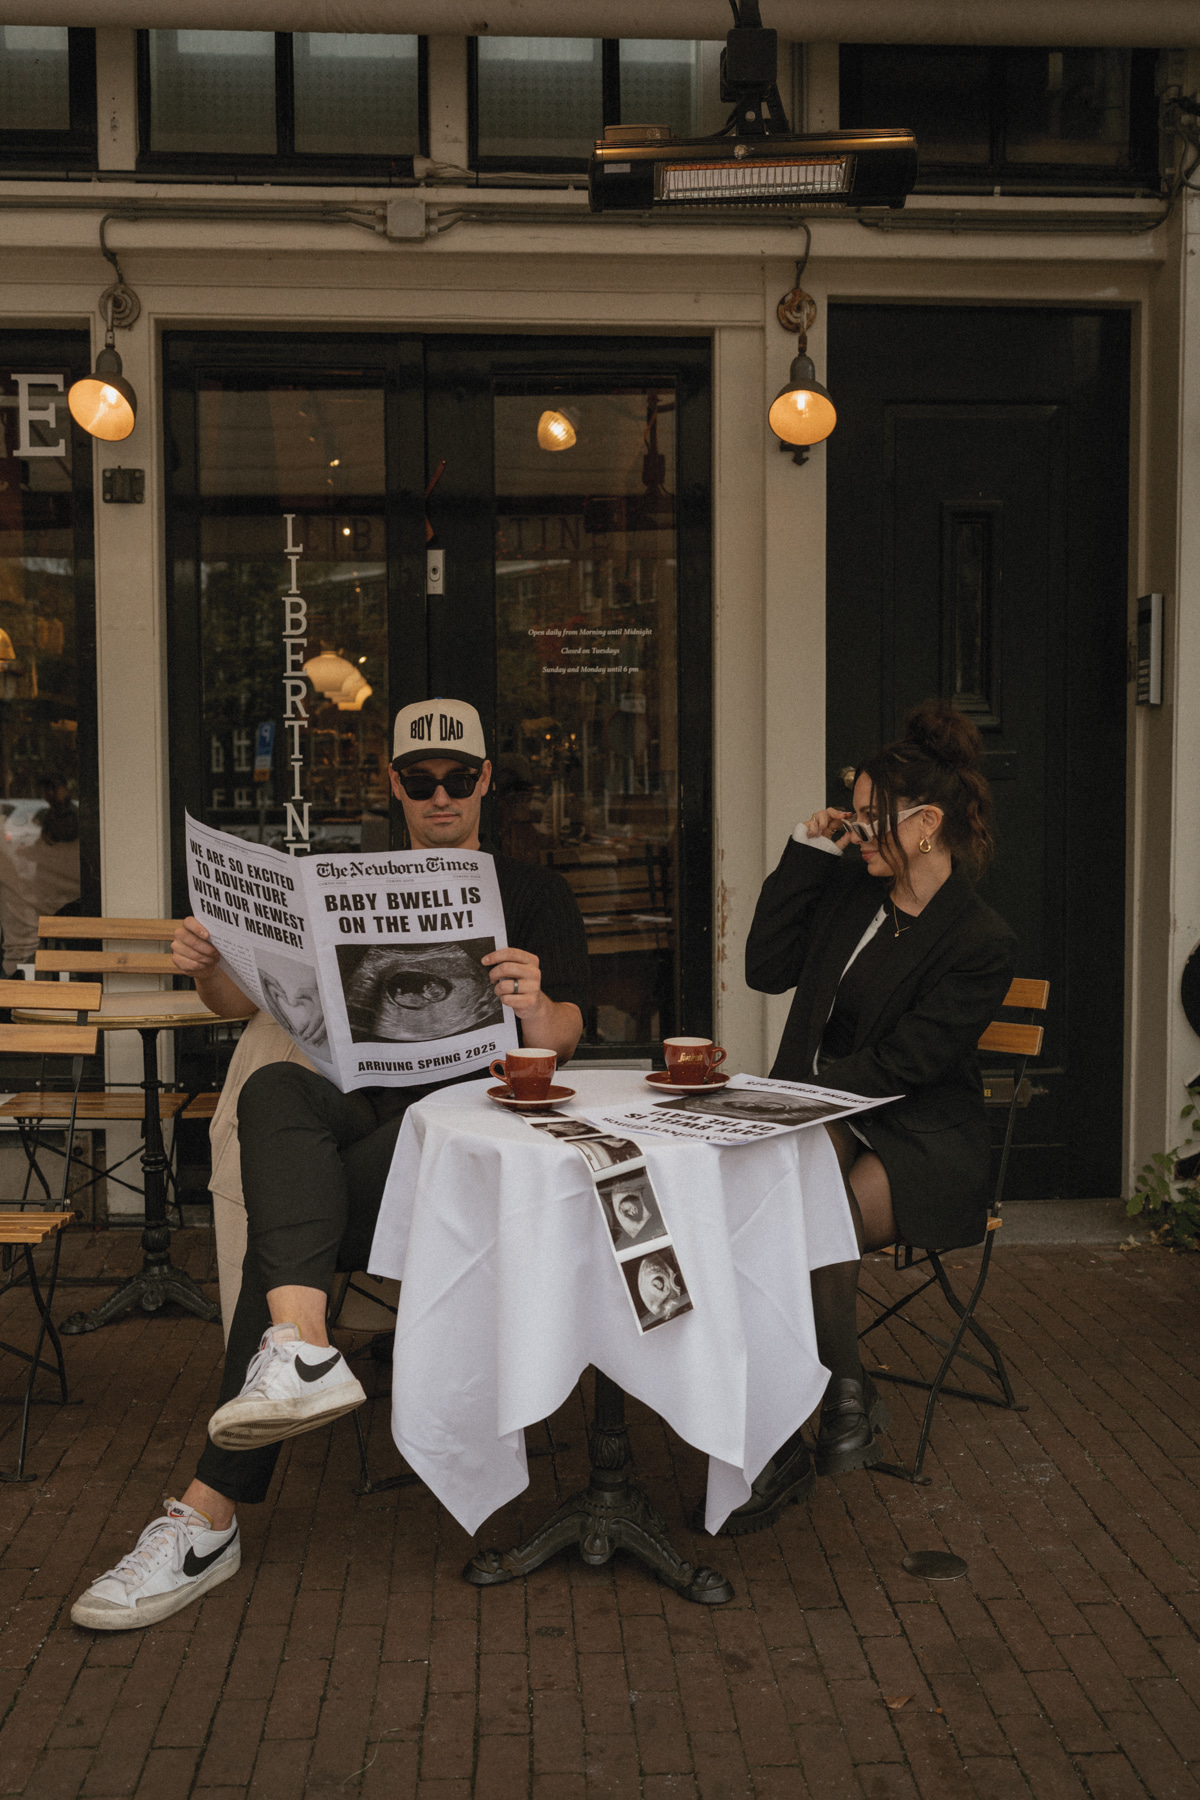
814, 1373, 890, 1476
695, 1428, 816, 1536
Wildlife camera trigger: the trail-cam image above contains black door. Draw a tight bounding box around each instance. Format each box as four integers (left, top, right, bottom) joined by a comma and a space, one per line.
826, 305, 1129, 1200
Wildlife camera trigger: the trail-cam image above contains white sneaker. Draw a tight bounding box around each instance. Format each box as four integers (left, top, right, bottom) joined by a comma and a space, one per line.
70, 1500, 239, 1631
207, 1322, 366, 1451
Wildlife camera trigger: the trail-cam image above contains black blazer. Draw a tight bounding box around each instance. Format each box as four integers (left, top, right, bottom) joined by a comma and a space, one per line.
746, 839, 1017, 1249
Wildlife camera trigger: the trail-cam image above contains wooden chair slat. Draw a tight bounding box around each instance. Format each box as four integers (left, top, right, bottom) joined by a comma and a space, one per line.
1002, 977, 1050, 1012
0, 980, 102, 1011
35, 950, 176, 974
38, 917, 181, 941
0, 1211, 73, 1243
978, 1021, 1044, 1056
181, 1093, 221, 1120
0, 1092, 189, 1120
0, 1025, 98, 1055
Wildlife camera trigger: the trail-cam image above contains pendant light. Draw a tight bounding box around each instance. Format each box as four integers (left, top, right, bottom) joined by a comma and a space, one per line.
537, 407, 579, 452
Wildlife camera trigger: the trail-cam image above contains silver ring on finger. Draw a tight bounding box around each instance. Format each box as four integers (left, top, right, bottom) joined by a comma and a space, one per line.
512, 978, 519, 995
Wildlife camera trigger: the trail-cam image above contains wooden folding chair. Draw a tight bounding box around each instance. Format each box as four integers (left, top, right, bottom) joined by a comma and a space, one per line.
0, 979, 100, 1480
861, 978, 1048, 1484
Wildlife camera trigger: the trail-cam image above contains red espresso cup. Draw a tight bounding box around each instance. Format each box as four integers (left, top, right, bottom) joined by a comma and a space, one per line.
663, 1037, 727, 1086
490, 1047, 557, 1101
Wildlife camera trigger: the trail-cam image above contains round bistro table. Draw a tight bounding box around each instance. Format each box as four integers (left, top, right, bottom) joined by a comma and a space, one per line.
15, 989, 221, 1333
368, 1069, 858, 1603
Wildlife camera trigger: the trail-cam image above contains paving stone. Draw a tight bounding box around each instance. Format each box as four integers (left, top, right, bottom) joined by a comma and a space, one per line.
0, 1231, 1198, 1798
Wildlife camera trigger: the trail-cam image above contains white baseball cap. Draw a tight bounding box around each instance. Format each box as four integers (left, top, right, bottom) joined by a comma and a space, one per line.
391, 698, 487, 770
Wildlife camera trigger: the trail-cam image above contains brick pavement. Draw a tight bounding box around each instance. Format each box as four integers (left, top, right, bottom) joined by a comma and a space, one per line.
0, 1226, 1197, 1798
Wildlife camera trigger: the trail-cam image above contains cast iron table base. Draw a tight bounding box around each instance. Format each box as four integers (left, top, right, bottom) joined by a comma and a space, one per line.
464, 1370, 733, 1605
60, 1025, 220, 1334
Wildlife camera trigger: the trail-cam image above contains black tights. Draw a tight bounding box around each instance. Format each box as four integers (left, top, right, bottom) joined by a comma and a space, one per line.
810, 1122, 898, 1386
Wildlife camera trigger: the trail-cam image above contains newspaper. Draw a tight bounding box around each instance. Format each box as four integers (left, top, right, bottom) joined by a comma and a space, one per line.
185, 814, 517, 1092
579, 1072, 901, 1148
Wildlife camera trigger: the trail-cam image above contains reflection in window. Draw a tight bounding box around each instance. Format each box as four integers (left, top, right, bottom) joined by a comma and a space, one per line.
148, 30, 276, 156
0, 365, 85, 971
1005, 50, 1131, 166
475, 38, 603, 162
494, 389, 678, 1048
0, 26, 70, 131
841, 43, 1153, 183
293, 34, 420, 156
618, 40, 727, 139
195, 377, 389, 852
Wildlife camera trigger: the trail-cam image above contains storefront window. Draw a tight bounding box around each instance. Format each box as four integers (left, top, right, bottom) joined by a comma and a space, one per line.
0, 27, 70, 130
494, 387, 678, 1047
474, 37, 604, 163
193, 372, 389, 852
0, 348, 96, 970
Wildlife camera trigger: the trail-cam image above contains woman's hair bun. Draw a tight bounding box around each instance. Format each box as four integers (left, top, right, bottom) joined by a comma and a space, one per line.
901, 698, 983, 772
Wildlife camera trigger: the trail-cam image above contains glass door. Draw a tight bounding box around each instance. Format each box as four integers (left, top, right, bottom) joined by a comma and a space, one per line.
425, 338, 712, 1061
165, 332, 712, 1065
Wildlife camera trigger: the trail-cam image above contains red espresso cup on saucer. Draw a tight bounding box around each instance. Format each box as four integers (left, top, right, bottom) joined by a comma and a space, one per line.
490, 1047, 557, 1102
663, 1037, 727, 1086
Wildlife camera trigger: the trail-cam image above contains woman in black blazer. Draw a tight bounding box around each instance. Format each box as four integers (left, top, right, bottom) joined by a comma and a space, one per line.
724, 701, 1016, 1534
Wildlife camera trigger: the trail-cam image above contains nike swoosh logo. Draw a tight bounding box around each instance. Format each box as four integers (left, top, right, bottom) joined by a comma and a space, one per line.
183, 1527, 238, 1578
296, 1353, 343, 1384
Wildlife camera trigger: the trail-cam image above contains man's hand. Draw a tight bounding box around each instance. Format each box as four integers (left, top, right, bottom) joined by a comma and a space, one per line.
173, 916, 256, 1021
481, 946, 582, 1065
172, 916, 221, 980
482, 946, 544, 1023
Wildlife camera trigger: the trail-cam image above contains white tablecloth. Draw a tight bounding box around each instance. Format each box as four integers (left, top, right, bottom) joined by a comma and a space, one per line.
367, 1069, 858, 1535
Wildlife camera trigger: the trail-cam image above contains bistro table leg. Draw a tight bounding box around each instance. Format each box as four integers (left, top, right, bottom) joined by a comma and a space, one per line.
464, 1370, 734, 1605
60, 1027, 220, 1334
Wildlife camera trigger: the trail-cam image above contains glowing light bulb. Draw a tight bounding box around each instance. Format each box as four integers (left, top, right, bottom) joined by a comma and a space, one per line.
537, 408, 578, 452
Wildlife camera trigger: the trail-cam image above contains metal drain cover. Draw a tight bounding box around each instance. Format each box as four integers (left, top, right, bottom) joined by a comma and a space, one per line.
902, 1551, 968, 1581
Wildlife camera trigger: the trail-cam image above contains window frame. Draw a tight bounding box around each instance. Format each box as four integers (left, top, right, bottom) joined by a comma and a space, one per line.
839, 44, 1161, 193
0, 28, 97, 172
136, 30, 428, 179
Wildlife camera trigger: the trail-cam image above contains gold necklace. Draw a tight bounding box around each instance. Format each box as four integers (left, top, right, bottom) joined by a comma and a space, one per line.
890, 896, 913, 938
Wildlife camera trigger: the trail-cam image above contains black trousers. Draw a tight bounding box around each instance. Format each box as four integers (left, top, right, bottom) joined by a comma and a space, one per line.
195, 1062, 415, 1505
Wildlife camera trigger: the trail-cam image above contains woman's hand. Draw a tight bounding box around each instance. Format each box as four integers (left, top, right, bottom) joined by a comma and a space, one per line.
803, 807, 854, 844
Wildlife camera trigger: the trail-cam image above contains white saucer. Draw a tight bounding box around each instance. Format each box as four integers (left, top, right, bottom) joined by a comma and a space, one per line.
487, 1084, 576, 1109
644, 1070, 731, 1095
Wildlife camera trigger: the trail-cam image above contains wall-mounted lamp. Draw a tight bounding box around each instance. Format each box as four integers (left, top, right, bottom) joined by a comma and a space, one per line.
768, 231, 836, 465
537, 407, 579, 452
67, 218, 140, 443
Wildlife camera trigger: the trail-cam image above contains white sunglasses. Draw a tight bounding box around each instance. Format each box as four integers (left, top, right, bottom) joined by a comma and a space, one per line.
838, 804, 924, 844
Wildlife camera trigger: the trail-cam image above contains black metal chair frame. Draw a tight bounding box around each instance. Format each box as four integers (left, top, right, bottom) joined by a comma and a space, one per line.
860, 984, 1047, 1484
0, 992, 97, 1481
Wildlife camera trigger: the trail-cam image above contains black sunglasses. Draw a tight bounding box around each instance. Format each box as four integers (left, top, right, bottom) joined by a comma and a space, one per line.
395, 767, 480, 800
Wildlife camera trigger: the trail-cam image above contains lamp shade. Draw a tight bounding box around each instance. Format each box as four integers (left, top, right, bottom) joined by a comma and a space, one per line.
768, 352, 837, 447
67, 345, 137, 442
536, 407, 578, 451
304, 651, 357, 696
336, 669, 373, 711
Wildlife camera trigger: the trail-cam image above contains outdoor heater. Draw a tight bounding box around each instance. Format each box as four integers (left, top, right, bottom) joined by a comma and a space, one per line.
590, 126, 918, 214
589, 0, 916, 215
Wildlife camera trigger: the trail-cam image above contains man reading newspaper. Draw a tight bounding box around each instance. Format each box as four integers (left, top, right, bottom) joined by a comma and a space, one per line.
72, 699, 588, 1631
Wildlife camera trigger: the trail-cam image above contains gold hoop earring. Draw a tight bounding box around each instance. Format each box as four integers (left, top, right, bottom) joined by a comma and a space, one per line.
918, 836, 933, 854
